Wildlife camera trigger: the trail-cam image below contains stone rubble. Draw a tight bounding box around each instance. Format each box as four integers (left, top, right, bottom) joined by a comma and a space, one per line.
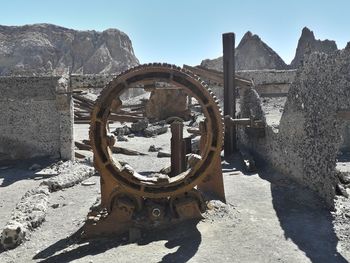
0, 161, 95, 249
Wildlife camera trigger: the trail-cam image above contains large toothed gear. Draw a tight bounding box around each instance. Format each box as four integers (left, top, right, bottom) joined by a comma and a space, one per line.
89, 63, 224, 200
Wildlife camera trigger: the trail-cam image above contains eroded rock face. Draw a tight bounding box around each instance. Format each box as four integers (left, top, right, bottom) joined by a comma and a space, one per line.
200, 31, 287, 71
290, 27, 337, 68
0, 23, 139, 76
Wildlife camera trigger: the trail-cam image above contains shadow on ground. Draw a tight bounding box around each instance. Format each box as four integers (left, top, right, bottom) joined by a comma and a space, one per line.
226, 154, 348, 263
33, 220, 201, 263
0, 157, 57, 187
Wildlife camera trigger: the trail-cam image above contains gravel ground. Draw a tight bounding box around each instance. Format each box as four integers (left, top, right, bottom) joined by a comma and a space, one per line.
0, 126, 349, 262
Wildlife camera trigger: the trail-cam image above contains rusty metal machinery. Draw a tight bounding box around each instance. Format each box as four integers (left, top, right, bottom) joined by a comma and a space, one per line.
83, 63, 225, 239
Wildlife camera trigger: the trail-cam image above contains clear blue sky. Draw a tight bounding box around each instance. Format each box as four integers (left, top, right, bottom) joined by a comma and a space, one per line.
1, 0, 349, 66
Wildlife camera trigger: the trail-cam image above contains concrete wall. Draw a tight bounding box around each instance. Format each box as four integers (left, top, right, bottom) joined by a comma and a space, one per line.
0, 76, 73, 161
238, 49, 350, 207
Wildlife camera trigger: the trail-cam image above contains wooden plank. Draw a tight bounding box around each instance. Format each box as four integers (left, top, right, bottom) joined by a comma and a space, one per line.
75, 141, 92, 151
187, 127, 201, 136
81, 139, 146, 156
183, 64, 252, 87
108, 114, 145, 122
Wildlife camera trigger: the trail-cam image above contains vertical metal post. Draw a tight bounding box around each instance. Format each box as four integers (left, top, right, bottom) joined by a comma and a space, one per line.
223, 33, 236, 158
170, 121, 186, 176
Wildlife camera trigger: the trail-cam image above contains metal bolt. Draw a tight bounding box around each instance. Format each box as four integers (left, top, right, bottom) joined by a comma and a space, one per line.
152, 208, 161, 218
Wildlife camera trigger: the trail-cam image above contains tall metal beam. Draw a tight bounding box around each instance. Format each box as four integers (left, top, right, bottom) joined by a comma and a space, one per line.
223, 33, 236, 158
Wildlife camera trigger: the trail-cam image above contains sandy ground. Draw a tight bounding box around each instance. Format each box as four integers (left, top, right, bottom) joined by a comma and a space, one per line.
0, 122, 349, 262
1, 161, 349, 263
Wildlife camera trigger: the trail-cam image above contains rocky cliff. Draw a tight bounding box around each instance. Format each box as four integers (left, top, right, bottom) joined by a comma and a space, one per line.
290, 27, 337, 68
200, 31, 287, 71
0, 23, 139, 76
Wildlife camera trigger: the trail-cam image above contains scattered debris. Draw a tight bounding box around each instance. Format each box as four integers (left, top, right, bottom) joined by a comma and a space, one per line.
144, 125, 168, 137
130, 119, 149, 133
336, 183, 349, 198
51, 203, 59, 209
117, 135, 128, 142
75, 141, 92, 151
73, 94, 95, 123
0, 162, 95, 249
1, 221, 26, 250
203, 200, 237, 222
75, 140, 146, 156
110, 146, 147, 156
148, 145, 163, 152
81, 181, 96, 186
337, 171, 350, 185
40, 164, 95, 192
75, 151, 86, 159
157, 151, 171, 158
113, 126, 131, 136
1, 185, 50, 249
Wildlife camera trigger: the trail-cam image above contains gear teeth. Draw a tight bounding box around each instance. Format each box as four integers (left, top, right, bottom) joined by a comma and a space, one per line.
89, 63, 225, 198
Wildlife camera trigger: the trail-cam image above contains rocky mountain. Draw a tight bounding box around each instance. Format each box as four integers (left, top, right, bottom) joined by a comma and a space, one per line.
0, 23, 139, 76
290, 27, 337, 68
200, 31, 287, 72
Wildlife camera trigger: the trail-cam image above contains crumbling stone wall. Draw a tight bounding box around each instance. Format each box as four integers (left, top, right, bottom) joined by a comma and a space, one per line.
239, 47, 350, 206
0, 76, 74, 160
145, 88, 190, 121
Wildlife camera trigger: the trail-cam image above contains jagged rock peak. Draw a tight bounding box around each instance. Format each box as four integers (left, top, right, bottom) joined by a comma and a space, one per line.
301, 27, 315, 38
200, 31, 287, 71
0, 23, 139, 76
290, 27, 337, 68
237, 31, 266, 48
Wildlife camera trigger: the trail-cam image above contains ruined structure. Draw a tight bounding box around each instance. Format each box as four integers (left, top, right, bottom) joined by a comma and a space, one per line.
239, 46, 350, 206
145, 87, 190, 121
0, 75, 73, 161
0, 25, 349, 262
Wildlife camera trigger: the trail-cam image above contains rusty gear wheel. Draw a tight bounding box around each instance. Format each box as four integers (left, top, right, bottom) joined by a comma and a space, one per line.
89, 63, 224, 199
